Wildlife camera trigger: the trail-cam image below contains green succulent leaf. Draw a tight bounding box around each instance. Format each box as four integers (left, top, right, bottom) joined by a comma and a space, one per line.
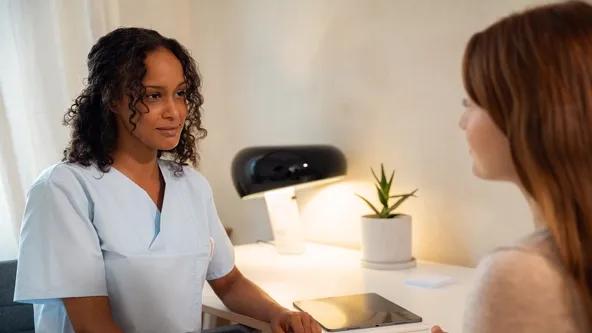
375, 185, 388, 207
380, 164, 387, 188
357, 165, 418, 218
371, 167, 380, 185
386, 170, 395, 197
356, 194, 380, 216
386, 189, 418, 215
379, 206, 391, 218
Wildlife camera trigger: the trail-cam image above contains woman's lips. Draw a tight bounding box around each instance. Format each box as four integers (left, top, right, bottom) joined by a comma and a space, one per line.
156, 126, 179, 137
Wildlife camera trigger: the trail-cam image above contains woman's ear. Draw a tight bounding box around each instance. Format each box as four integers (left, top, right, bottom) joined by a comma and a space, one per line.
109, 100, 121, 114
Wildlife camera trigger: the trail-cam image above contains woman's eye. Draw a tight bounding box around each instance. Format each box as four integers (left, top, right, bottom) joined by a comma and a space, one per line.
176, 90, 187, 98
145, 92, 161, 101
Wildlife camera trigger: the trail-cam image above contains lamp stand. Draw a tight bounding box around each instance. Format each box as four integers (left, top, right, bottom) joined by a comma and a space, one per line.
263, 187, 305, 254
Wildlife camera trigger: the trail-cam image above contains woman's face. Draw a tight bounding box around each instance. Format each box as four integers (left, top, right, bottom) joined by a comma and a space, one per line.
459, 98, 519, 183
113, 47, 188, 153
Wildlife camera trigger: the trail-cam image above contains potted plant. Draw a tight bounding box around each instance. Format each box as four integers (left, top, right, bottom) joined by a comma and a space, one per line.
356, 164, 418, 270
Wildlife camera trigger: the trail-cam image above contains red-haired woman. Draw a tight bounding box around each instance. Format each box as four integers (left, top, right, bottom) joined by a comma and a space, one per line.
436, 1, 592, 332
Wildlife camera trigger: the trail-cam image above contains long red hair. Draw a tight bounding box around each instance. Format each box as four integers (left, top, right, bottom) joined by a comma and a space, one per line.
463, 0, 592, 326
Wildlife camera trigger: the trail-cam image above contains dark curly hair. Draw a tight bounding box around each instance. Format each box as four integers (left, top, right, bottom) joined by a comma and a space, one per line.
63, 27, 207, 175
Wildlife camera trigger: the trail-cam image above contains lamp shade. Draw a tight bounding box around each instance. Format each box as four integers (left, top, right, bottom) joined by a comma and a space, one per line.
231, 145, 347, 199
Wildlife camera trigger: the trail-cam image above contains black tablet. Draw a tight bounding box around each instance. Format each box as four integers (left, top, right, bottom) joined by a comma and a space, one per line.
293, 293, 422, 332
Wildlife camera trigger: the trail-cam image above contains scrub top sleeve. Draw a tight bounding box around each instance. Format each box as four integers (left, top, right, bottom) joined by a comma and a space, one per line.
14, 168, 107, 304
204, 186, 235, 281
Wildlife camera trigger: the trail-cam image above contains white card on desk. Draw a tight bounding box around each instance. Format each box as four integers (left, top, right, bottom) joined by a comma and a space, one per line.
405, 274, 456, 288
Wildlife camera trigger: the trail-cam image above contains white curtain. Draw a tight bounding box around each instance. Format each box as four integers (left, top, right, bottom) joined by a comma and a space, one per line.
0, 0, 120, 260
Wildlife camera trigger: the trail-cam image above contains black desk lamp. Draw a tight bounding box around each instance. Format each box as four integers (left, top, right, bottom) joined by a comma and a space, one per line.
231, 145, 347, 254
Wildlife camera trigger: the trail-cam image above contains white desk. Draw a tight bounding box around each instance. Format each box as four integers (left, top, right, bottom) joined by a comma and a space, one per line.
203, 242, 476, 333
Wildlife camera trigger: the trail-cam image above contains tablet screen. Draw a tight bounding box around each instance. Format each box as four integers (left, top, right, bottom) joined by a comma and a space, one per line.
293, 293, 422, 332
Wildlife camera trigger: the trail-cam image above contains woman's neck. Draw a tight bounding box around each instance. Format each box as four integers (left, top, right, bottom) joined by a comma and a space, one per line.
111, 146, 160, 184
518, 184, 547, 230
111, 120, 161, 181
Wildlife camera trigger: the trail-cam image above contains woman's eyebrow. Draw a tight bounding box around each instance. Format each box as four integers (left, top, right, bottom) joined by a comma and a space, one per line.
144, 82, 187, 89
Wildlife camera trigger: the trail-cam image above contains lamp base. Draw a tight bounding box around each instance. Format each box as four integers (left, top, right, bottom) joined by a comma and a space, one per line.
264, 187, 305, 254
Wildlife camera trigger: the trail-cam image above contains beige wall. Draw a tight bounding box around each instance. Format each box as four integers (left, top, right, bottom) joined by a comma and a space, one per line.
115, 0, 550, 267
0, 0, 552, 264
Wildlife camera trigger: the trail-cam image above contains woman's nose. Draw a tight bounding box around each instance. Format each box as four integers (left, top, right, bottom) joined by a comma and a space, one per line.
163, 98, 180, 120
459, 111, 468, 130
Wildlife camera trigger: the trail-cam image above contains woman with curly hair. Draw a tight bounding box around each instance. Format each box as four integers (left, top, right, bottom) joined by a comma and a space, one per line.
433, 1, 592, 332
13, 27, 321, 333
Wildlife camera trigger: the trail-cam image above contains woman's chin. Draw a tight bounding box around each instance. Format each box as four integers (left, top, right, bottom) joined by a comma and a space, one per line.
472, 163, 487, 180
472, 163, 508, 182
156, 139, 180, 151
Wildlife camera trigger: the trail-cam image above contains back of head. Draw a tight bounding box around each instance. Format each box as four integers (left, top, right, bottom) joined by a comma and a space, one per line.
463, 0, 592, 327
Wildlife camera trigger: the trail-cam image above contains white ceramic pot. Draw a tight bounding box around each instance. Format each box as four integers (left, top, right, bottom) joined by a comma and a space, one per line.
360, 214, 416, 270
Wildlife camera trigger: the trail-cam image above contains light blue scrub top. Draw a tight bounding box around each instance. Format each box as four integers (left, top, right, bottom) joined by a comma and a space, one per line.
13, 159, 235, 333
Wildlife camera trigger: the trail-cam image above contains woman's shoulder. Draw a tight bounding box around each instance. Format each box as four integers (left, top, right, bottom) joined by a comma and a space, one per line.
464, 230, 580, 332
476, 229, 566, 297
480, 229, 562, 279
25, 162, 100, 205
30, 162, 97, 190
476, 242, 562, 290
